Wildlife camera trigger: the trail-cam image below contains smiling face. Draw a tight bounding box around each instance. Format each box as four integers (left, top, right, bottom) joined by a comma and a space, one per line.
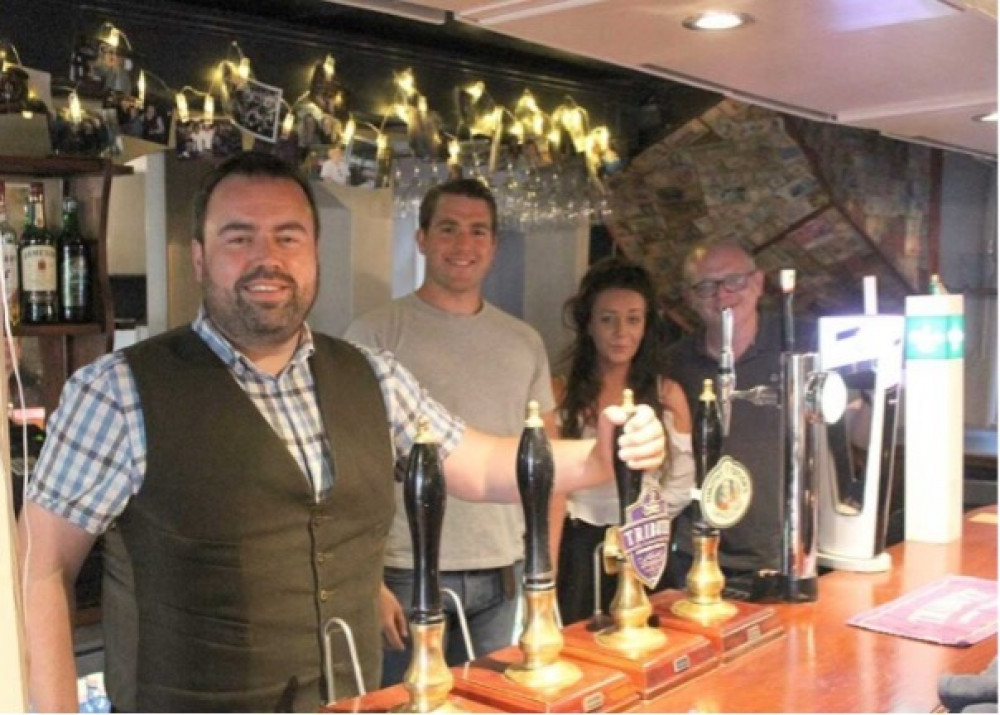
684, 243, 763, 345
191, 174, 319, 362
416, 193, 497, 310
588, 288, 648, 370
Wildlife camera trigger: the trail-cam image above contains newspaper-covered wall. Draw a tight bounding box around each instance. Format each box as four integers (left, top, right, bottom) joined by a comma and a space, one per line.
606, 98, 930, 324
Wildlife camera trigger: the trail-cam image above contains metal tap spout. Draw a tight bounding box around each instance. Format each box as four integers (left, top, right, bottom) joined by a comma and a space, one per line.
717, 308, 736, 436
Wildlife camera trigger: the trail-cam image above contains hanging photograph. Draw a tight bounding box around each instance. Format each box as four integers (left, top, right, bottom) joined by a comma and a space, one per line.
0, 64, 47, 115
175, 118, 243, 160
223, 67, 283, 143
69, 25, 136, 101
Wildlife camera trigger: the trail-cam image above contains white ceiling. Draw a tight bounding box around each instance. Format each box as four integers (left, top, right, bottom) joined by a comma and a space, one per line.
391, 0, 998, 158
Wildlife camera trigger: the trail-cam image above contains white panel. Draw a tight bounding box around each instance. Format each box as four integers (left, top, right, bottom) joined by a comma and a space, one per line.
107, 172, 147, 275
522, 218, 589, 365
0, 344, 27, 710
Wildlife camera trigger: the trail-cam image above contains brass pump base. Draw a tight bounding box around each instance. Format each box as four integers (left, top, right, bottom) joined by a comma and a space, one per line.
671, 528, 737, 625
595, 621, 668, 653
505, 587, 583, 689
506, 658, 583, 690
596, 530, 667, 654
393, 621, 454, 713
671, 596, 738, 624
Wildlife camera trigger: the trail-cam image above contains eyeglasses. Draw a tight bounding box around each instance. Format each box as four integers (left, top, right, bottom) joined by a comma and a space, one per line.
689, 271, 755, 298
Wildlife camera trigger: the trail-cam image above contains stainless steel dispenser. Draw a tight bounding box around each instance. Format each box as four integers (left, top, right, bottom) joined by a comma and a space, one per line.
816, 312, 904, 572
715, 270, 846, 603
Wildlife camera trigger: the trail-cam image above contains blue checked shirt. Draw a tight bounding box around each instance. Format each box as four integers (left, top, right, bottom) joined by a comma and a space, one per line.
26, 309, 465, 535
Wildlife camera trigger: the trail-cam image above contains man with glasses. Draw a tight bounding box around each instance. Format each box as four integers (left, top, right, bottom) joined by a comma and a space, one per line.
663, 239, 813, 598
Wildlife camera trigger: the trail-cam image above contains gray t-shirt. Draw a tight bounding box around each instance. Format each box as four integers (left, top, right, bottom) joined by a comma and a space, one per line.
344, 293, 555, 570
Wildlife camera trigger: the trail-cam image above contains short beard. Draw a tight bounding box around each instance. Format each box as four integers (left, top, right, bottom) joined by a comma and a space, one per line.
202, 267, 317, 350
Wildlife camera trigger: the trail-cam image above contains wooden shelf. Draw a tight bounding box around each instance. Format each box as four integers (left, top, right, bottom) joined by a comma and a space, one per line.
13, 322, 104, 337
2, 154, 122, 417
0, 155, 133, 178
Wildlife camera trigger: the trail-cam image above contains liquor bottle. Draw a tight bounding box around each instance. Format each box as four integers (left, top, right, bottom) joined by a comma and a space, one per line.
692, 378, 723, 526
0, 182, 20, 327
20, 183, 57, 323
58, 196, 91, 322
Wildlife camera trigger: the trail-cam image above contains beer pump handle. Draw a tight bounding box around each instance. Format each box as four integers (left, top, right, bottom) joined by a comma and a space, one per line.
516, 400, 555, 590
404, 417, 446, 624
718, 308, 735, 437
780, 269, 796, 353
693, 378, 723, 529
613, 389, 644, 525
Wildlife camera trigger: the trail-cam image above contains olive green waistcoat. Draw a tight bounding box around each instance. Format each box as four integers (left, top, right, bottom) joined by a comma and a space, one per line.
102, 328, 394, 712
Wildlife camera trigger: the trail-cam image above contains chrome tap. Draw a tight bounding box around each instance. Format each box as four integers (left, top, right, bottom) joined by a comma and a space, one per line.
716, 308, 736, 437
711, 270, 845, 604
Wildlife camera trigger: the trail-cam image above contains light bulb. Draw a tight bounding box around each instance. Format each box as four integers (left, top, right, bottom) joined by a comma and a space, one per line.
176, 93, 190, 123
517, 90, 538, 114
396, 68, 415, 97
203, 95, 215, 124
68, 91, 82, 124
589, 126, 610, 152
323, 54, 336, 79
465, 81, 485, 101
281, 112, 295, 138
238, 57, 250, 80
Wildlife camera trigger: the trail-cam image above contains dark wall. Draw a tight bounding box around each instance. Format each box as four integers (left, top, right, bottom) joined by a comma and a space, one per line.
4, 0, 717, 159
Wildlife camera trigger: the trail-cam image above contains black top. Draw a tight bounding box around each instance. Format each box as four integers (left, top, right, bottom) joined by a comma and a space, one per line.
665, 311, 815, 573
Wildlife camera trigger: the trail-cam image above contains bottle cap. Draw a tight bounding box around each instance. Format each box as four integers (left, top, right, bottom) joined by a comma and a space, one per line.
699, 378, 716, 402
928, 274, 948, 295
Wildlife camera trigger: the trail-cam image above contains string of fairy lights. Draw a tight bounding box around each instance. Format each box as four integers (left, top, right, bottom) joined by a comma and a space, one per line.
3, 22, 620, 227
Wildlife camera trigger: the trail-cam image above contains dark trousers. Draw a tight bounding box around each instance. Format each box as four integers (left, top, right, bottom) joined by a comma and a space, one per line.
381, 563, 521, 688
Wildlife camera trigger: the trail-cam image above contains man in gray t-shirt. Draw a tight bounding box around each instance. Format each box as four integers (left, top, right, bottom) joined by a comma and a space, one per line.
344, 179, 555, 686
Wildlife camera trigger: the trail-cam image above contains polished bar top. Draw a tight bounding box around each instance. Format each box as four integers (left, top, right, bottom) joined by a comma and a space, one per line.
636, 506, 998, 713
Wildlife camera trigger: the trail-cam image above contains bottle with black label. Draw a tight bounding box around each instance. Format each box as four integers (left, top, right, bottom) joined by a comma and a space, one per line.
58, 196, 91, 322
0, 182, 20, 327
20, 182, 57, 324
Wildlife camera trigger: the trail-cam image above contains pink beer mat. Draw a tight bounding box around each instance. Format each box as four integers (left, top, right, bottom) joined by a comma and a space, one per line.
848, 575, 997, 646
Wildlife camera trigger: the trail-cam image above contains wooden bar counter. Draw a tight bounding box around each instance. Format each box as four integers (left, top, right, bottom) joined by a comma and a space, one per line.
329, 508, 994, 713
635, 506, 997, 713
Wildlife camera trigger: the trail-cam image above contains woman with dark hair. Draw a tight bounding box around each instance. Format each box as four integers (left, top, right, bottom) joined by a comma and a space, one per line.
553, 256, 694, 626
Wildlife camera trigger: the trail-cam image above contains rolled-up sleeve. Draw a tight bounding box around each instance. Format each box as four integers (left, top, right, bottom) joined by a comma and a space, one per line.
26, 354, 146, 534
